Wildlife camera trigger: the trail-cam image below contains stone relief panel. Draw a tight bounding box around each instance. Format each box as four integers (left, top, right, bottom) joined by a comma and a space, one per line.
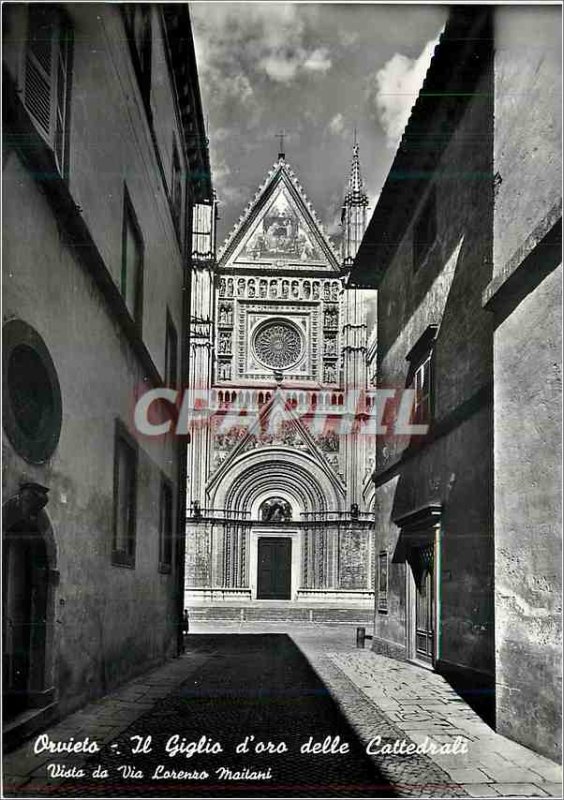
238, 188, 324, 264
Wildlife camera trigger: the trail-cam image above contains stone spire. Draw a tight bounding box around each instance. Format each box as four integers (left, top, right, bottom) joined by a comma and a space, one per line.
341, 135, 369, 268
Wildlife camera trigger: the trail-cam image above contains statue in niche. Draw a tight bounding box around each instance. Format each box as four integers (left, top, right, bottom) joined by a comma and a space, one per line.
219, 362, 232, 381
219, 278, 226, 297
260, 497, 292, 523
248, 279, 256, 298
303, 282, 311, 299
227, 278, 234, 297
269, 280, 278, 298
218, 333, 231, 354
237, 278, 245, 297
281, 280, 289, 298
324, 307, 337, 327
259, 279, 267, 298
323, 282, 330, 300
312, 282, 320, 300
331, 282, 340, 301
324, 337, 337, 356
291, 280, 299, 298
324, 364, 337, 383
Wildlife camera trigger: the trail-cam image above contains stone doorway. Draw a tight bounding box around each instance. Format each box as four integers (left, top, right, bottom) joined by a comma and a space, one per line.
2, 486, 58, 727
409, 541, 435, 666
257, 537, 292, 599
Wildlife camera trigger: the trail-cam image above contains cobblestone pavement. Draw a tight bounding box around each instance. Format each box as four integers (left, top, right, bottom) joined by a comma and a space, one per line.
4, 634, 394, 798
3, 625, 562, 800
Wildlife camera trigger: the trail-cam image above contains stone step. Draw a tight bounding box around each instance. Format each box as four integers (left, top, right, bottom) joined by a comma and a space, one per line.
187, 605, 374, 624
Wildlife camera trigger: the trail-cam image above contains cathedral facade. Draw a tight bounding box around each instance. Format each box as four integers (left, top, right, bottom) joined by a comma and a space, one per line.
185, 146, 378, 616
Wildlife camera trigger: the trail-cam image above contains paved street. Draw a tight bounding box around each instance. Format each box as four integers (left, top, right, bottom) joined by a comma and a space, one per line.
3, 625, 562, 799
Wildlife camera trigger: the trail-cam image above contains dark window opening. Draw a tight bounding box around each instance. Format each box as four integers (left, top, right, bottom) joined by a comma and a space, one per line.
2, 320, 62, 464
159, 479, 174, 572
112, 426, 137, 567
121, 190, 144, 327
165, 312, 178, 388
171, 141, 182, 237
123, 5, 152, 107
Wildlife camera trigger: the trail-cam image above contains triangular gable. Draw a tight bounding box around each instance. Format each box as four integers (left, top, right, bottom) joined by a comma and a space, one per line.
207, 389, 346, 493
218, 159, 341, 273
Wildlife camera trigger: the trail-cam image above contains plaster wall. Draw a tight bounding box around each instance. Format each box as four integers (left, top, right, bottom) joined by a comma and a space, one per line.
373, 67, 495, 676
493, 268, 562, 761
2, 4, 190, 717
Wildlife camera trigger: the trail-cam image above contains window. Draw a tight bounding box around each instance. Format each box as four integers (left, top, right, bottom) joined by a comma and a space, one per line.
123, 5, 152, 106
112, 425, 137, 567
159, 479, 174, 572
192, 202, 215, 261
121, 190, 144, 325
412, 354, 432, 425
2, 320, 63, 464
171, 141, 182, 236
378, 551, 388, 613
165, 312, 178, 388
413, 187, 437, 271
24, 4, 73, 177
406, 325, 438, 428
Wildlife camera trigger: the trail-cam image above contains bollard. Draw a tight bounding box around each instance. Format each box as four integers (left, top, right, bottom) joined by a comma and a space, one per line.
356, 626, 366, 648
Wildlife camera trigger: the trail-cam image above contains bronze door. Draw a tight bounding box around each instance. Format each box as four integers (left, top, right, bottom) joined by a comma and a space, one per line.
257, 538, 291, 599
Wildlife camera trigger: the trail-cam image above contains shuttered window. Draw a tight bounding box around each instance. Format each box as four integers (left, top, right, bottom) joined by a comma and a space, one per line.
24, 5, 72, 177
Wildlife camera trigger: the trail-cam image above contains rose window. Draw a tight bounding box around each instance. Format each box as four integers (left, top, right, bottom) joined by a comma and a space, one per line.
253, 320, 302, 369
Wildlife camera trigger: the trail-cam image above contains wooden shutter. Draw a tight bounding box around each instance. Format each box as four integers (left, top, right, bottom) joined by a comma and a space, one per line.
24, 6, 55, 138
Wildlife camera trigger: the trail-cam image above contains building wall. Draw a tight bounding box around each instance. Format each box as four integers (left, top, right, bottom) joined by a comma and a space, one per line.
373, 66, 495, 677
2, 4, 202, 721
489, 5, 562, 761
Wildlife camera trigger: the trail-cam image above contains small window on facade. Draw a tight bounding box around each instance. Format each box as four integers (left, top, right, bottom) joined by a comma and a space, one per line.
413, 187, 437, 271
378, 551, 389, 613
412, 353, 432, 425
406, 324, 438, 430
159, 479, 174, 572
121, 190, 144, 325
113, 426, 137, 567
3, 320, 63, 464
192, 202, 215, 261
24, 4, 73, 177
171, 141, 182, 236
165, 312, 178, 388
123, 4, 152, 105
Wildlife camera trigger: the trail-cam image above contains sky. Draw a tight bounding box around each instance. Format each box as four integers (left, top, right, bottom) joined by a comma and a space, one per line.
190, 2, 447, 247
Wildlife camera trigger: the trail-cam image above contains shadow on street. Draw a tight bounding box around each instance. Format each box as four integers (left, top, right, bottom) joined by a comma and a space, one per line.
50, 634, 396, 797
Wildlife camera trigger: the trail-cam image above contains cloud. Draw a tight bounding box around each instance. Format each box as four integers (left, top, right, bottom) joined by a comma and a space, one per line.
368, 32, 441, 148
328, 113, 345, 136
303, 48, 332, 74
191, 4, 331, 88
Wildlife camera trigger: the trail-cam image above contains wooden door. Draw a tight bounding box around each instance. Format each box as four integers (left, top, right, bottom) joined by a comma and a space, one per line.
257, 538, 292, 599
410, 542, 435, 665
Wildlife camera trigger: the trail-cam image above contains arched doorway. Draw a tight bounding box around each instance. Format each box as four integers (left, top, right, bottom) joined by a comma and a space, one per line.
2, 485, 58, 722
